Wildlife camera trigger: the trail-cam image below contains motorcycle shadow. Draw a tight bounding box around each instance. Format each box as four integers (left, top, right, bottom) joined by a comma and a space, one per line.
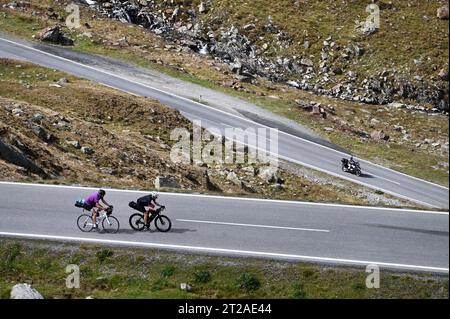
359, 173, 375, 178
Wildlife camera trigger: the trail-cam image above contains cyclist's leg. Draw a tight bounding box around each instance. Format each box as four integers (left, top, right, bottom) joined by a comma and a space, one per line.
143, 211, 149, 226
91, 208, 98, 226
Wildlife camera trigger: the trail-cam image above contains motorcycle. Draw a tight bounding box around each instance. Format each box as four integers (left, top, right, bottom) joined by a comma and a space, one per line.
341, 158, 362, 176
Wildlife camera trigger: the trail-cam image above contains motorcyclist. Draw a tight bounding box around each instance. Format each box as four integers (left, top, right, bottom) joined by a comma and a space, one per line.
349, 156, 357, 169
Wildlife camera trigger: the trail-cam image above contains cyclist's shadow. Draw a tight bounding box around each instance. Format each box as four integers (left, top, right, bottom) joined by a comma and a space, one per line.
105, 228, 197, 235
168, 228, 197, 234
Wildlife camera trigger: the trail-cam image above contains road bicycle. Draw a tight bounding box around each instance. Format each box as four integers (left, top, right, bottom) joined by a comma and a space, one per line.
129, 205, 172, 232
76, 206, 120, 233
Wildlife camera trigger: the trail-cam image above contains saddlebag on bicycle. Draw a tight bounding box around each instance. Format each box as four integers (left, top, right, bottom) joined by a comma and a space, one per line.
75, 199, 85, 208
129, 201, 138, 209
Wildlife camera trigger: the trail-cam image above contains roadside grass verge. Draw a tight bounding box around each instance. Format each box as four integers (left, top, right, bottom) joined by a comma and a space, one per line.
0, 239, 448, 299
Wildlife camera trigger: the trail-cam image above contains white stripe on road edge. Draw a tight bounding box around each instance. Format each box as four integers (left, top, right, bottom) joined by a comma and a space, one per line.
0, 181, 448, 215
1, 36, 448, 196
176, 219, 330, 233
0, 232, 447, 273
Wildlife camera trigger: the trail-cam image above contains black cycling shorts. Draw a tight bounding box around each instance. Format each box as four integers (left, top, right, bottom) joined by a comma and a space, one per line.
83, 203, 95, 211
135, 204, 147, 213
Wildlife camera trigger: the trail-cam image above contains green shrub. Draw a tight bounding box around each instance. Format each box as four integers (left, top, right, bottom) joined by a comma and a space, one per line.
0, 243, 22, 270
194, 270, 211, 284
238, 273, 261, 292
292, 283, 307, 299
302, 268, 318, 279
161, 265, 175, 278
96, 249, 114, 264
352, 282, 366, 291
151, 278, 173, 292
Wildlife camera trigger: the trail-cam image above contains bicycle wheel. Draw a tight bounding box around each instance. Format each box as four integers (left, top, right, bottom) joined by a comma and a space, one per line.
102, 216, 120, 234
155, 215, 172, 232
129, 213, 145, 231
77, 214, 94, 232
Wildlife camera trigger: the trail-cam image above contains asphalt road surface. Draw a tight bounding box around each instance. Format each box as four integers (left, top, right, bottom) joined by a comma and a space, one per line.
0, 36, 448, 208
0, 182, 448, 273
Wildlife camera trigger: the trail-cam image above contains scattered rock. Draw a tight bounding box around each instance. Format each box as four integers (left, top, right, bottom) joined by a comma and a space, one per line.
204, 170, 221, 192
32, 125, 54, 143
300, 58, 314, 67
370, 130, 390, 141
437, 6, 449, 20
81, 146, 94, 155
198, 2, 208, 13
66, 140, 81, 149
32, 113, 45, 123
258, 166, 278, 183
438, 68, 449, 80
0, 139, 47, 176
12, 108, 24, 117
241, 166, 255, 176
226, 171, 242, 186
155, 176, 180, 189
10, 284, 44, 299
180, 283, 193, 291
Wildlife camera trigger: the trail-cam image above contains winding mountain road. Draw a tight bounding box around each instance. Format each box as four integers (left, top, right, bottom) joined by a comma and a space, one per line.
0, 36, 447, 209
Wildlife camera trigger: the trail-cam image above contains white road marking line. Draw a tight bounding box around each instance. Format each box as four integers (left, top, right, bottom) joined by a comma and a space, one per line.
1, 37, 447, 195
0, 181, 448, 215
176, 219, 330, 233
0, 231, 447, 273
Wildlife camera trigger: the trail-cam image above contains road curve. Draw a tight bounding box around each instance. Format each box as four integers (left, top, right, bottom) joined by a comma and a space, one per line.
0, 182, 448, 273
0, 36, 448, 209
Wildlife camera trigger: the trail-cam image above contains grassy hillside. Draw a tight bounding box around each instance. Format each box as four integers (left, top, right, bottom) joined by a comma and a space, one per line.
0, 239, 448, 299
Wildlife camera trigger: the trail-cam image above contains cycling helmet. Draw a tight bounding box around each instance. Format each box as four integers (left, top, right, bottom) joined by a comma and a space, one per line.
151, 191, 159, 199
99, 189, 106, 197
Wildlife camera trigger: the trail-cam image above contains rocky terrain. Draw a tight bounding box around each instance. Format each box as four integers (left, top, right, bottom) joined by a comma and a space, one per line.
0, 1, 447, 194
0, 58, 400, 206
69, 0, 449, 112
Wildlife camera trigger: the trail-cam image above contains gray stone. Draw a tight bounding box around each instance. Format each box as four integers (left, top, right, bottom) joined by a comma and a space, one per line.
371, 130, 390, 141
155, 176, 181, 189
226, 171, 242, 186
198, 2, 208, 13
258, 166, 278, 183
0, 139, 47, 176
81, 146, 94, 155
437, 6, 449, 20
300, 58, 314, 67
180, 283, 192, 291
10, 284, 44, 299
67, 140, 81, 149
32, 125, 53, 142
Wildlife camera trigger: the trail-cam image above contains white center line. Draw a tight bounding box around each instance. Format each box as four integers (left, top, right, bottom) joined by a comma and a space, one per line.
176, 219, 330, 233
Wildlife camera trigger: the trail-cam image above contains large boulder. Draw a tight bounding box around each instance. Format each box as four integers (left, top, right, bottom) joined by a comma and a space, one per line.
0, 139, 47, 177
35, 26, 74, 46
154, 176, 180, 189
10, 284, 44, 299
